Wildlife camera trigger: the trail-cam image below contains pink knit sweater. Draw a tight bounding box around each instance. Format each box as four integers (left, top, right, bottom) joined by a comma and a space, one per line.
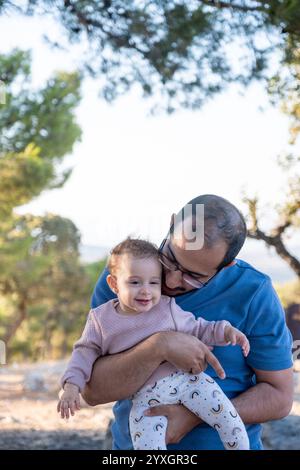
61, 295, 230, 392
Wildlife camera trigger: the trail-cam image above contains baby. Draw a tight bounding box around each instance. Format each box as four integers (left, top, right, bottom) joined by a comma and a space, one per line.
58, 238, 250, 450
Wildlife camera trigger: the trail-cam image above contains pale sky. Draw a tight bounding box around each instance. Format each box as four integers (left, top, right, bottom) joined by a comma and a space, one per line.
0, 13, 298, 281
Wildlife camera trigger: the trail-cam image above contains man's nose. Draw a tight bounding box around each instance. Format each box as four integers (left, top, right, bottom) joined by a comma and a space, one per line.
165, 270, 184, 289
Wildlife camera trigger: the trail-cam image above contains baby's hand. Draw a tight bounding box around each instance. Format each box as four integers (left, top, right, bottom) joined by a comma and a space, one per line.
57, 383, 81, 419
224, 325, 250, 357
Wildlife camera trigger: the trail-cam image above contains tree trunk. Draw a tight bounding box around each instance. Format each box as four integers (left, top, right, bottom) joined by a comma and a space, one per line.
3, 296, 27, 346
248, 232, 300, 279
273, 238, 300, 278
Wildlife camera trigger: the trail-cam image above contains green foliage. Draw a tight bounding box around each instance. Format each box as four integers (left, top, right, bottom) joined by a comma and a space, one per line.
84, 258, 107, 286
0, 48, 87, 361
0, 144, 52, 217
2, 1, 300, 111
0, 49, 82, 214
0, 50, 81, 158
0, 212, 102, 360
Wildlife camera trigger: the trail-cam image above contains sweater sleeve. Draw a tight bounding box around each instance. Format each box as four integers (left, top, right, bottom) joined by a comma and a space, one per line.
61, 310, 103, 392
170, 298, 231, 346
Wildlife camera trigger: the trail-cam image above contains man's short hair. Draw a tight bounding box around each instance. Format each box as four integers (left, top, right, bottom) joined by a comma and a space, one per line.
177, 194, 247, 270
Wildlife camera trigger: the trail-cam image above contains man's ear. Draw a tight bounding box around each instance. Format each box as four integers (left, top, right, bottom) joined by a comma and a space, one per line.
106, 274, 118, 294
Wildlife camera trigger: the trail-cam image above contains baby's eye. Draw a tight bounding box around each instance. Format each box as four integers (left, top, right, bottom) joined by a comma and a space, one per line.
129, 281, 139, 285
150, 281, 161, 285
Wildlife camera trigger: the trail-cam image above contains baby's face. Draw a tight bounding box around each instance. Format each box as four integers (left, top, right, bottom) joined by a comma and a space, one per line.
115, 254, 162, 314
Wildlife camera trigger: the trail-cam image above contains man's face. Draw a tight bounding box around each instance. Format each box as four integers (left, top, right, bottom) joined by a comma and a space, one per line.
161, 236, 227, 296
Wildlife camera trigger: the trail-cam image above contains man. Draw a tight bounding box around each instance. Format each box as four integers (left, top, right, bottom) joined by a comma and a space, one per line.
82, 194, 293, 450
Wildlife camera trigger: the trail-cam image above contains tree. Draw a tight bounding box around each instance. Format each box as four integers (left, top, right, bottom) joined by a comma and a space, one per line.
1, 2, 299, 314
1, 1, 300, 112
0, 214, 93, 359
245, 90, 300, 279
0, 209, 104, 359
245, 193, 300, 278
0, 215, 80, 343
0, 49, 82, 218
0, 49, 87, 358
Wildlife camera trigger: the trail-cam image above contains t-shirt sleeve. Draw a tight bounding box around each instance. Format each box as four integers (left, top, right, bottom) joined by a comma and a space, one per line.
91, 266, 117, 308
244, 278, 293, 371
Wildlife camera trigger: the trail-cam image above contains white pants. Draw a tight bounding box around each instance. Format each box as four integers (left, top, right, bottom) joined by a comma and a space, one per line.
129, 371, 249, 450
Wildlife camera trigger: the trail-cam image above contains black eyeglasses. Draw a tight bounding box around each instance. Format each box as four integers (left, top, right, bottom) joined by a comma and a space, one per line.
158, 237, 219, 289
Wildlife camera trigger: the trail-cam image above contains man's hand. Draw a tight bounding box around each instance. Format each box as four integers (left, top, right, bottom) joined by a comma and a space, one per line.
224, 325, 250, 357
160, 331, 226, 378
144, 404, 202, 444
57, 383, 81, 419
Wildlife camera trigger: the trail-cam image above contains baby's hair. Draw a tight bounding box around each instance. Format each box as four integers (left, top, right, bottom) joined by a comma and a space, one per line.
107, 237, 159, 276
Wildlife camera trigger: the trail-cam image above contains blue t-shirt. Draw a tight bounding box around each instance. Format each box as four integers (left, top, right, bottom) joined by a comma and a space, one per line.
91, 259, 293, 450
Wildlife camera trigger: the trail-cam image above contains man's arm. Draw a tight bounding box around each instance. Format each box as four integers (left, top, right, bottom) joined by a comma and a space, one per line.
82, 331, 225, 406
232, 367, 294, 422
146, 366, 294, 444
82, 333, 163, 405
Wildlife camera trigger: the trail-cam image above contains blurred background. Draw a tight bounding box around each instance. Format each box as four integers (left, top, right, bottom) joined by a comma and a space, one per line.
0, 0, 299, 450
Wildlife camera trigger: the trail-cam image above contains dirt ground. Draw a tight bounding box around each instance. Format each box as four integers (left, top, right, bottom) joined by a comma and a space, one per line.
0, 360, 299, 450
0, 361, 113, 450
